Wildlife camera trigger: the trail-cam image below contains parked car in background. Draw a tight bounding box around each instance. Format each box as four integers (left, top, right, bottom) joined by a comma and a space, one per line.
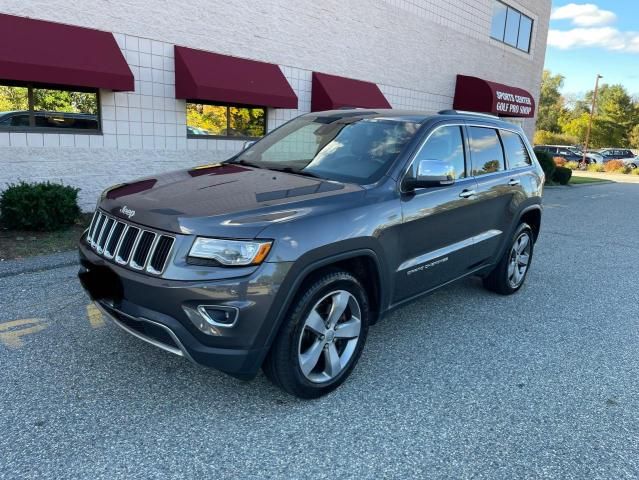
0, 110, 98, 130
186, 126, 211, 136
78, 109, 544, 398
534, 145, 600, 164
598, 149, 637, 168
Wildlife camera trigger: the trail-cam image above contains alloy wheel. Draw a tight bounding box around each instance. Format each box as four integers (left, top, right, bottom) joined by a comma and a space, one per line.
507, 232, 532, 288
297, 290, 362, 383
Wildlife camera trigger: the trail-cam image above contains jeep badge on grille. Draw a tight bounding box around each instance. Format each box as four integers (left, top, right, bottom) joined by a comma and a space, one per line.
120, 205, 135, 219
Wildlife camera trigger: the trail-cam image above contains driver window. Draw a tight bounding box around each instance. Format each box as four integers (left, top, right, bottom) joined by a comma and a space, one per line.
413, 125, 466, 179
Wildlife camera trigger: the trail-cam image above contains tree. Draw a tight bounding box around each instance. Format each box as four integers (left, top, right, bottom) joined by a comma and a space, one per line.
0, 86, 28, 111
629, 124, 639, 149
537, 70, 565, 133
587, 84, 636, 125
533, 130, 578, 146
561, 113, 626, 148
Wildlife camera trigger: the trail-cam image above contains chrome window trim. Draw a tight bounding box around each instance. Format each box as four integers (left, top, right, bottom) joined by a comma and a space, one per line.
400, 122, 534, 193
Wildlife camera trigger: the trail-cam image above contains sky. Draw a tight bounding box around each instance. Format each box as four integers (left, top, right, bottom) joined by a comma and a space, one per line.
544, 1, 639, 98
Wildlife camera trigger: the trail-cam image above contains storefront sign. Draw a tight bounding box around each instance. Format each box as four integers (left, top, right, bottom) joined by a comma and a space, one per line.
453, 75, 535, 118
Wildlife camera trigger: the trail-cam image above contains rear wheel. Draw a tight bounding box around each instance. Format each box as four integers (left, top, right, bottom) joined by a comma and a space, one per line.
263, 270, 369, 398
483, 223, 534, 295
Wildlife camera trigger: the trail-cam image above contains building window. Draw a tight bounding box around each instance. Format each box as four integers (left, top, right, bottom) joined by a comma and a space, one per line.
490, 1, 533, 53
186, 103, 266, 139
0, 83, 99, 132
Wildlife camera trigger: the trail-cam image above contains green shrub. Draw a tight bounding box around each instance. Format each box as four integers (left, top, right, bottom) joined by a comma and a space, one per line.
565, 161, 579, 170
587, 163, 604, 172
0, 181, 80, 231
552, 166, 572, 185
534, 150, 555, 181
631, 168, 639, 176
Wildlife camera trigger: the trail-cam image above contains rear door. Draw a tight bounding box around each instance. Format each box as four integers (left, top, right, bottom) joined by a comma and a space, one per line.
465, 125, 519, 262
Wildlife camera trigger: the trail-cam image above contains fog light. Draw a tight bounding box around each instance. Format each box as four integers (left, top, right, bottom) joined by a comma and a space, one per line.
183, 304, 239, 335
199, 306, 237, 326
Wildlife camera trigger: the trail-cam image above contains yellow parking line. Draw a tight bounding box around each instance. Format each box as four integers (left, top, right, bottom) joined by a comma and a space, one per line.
86, 303, 105, 328
0, 318, 48, 348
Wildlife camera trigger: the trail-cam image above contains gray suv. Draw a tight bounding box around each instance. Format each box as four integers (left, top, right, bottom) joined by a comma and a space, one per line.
78, 109, 544, 398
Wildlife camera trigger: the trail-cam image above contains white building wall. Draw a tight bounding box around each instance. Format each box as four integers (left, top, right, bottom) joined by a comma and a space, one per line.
0, 0, 551, 210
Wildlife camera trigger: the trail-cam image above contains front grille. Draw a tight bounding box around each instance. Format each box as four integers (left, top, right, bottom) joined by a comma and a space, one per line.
86, 211, 175, 275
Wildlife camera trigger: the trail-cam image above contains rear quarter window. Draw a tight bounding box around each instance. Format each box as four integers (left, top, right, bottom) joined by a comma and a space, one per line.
500, 130, 532, 168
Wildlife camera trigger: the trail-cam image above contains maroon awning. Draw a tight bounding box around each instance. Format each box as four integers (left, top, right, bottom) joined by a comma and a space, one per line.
453, 75, 535, 118
311, 72, 391, 112
174, 46, 297, 108
0, 14, 133, 91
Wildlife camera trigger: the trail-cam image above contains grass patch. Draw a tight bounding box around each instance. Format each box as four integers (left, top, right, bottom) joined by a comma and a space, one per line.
0, 213, 92, 260
570, 176, 611, 185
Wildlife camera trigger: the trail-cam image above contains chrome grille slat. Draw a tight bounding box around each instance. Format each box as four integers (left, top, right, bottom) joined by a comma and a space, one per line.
98, 219, 116, 254
86, 210, 174, 276
130, 231, 156, 270
148, 236, 175, 275
90, 213, 106, 248
104, 222, 126, 259
87, 211, 99, 242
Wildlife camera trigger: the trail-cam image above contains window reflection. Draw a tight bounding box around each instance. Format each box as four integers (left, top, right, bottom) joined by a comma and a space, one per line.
187, 103, 265, 138
414, 126, 466, 179
468, 127, 506, 176
0, 84, 98, 130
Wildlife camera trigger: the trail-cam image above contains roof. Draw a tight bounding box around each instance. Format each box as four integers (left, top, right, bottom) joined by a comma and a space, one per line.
307, 108, 521, 128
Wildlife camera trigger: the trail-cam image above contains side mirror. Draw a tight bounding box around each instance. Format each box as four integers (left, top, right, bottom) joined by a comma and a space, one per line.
404, 159, 455, 191
243, 140, 256, 150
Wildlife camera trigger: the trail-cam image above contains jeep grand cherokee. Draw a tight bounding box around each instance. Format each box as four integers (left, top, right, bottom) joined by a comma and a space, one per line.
78, 109, 544, 398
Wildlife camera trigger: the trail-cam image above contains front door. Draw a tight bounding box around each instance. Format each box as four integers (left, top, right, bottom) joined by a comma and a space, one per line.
395, 124, 481, 303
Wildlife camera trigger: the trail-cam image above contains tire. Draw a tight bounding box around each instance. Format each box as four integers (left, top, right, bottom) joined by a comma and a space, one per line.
263, 270, 369, 398
630, 163, 637, 169
482, 223, 534, 295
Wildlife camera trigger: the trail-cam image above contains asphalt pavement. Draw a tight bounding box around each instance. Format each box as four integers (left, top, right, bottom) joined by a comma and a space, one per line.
1, 182, 638, 479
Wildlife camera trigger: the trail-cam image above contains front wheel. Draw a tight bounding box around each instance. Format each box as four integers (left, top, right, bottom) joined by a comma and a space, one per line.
483, 223, 534, 295
263, 270, 369, 398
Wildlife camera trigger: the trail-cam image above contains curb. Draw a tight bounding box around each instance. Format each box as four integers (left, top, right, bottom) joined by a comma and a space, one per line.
0, 250, 77, 278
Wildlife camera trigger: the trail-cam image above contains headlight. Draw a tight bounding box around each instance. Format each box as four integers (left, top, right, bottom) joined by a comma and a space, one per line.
188, 238, 272, 266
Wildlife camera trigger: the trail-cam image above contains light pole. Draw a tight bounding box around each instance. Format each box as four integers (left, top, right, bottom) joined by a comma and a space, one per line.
583, 74, 603, 166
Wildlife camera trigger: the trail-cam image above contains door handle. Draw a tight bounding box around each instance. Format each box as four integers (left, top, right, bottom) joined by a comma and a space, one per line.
459, 189, 476, 198
508, 178, 521, 186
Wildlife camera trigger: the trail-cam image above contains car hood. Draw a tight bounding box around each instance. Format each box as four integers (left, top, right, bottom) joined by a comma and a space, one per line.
98, 163, 365, 238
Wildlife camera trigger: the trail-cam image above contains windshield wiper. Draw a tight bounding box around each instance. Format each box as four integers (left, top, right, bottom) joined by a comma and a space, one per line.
229, 159, 265, 169
267, 166, 322, 179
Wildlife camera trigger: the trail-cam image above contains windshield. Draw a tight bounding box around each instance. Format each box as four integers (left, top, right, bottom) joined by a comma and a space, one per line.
230, 115, 421, 184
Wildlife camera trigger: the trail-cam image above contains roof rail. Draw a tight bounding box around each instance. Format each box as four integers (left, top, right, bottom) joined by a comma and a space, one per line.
438, 110, 499, 119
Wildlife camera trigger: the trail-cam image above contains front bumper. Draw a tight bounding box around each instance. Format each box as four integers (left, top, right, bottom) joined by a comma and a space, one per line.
78, 240, 293, 379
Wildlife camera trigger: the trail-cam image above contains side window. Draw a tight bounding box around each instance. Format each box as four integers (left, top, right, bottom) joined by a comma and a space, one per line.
413, 125, 466, 179
501, 130, 531, 168
468, 127, 505, 176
